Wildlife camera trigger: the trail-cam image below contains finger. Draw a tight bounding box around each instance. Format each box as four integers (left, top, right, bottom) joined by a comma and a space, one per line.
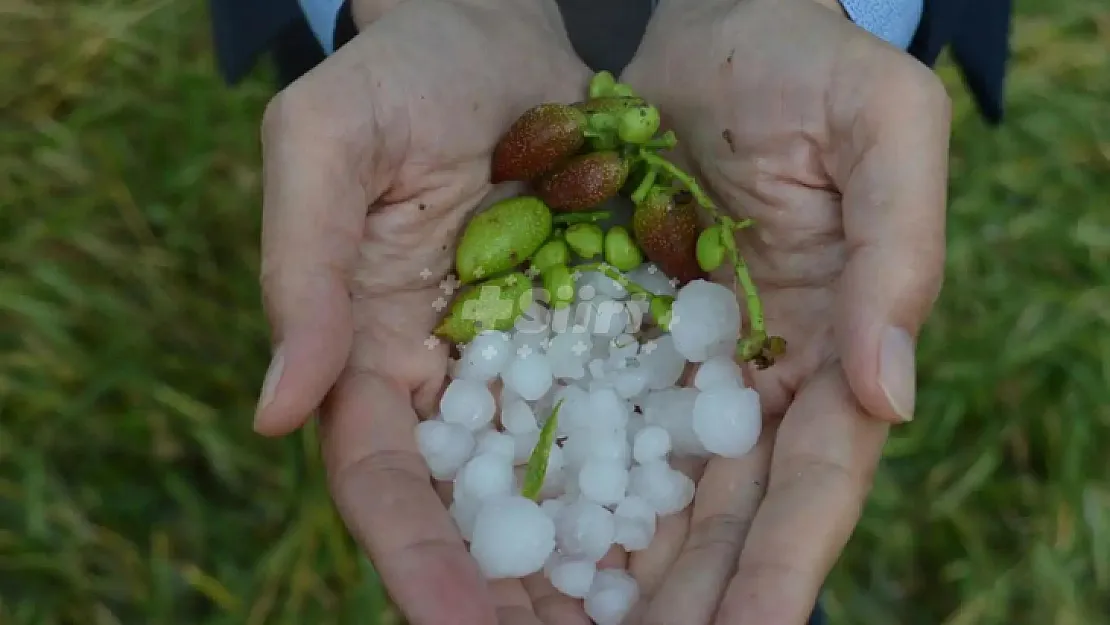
321, 368, 497, 625
626, 455, 703, 597
254, 86, 375, 436
714, 364, 888, 625
490, 579, 544, 625
638, 426, 774, 625
522, 573, 592, 625
831, 60, 952, 423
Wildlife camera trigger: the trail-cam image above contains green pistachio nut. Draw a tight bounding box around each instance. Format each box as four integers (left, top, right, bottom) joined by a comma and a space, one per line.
542, 264, 576, 309
434, 272, 534, 343
589, 71, 618, 99
456, 196, 553, 284
696, 225, 727, 272
617, 105, 661, 145
603, 226, 643, 272
565, 223, 604, 259
610, 83, 637, 98
649, 295, 675, 331
531, 239, 570, 274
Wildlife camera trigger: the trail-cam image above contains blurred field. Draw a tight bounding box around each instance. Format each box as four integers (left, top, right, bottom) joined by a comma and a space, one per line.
2, 0, 1109, 624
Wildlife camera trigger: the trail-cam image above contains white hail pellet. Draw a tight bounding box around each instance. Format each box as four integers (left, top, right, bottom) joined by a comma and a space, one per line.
590, 300, 629, 337
511, 430, 540, 465
625, 412, 647, 442
546, 331, 592, 380
670, 279, 741, 362
543, 444, 566, 480
692, 386, 762, 458
540, 497, 567, 522
475, 429, 516, 459
579, 271, 629, 300
415, 420, 475, 480
628, 461, 695, 516
585, 568, 640, 625
627, 263, 678, 297
439, 378, 496, 431
532, 386, 556, 419
578, 458, 629, 507
553, 385, 592, 434
555, 499, 616, 561
632, 425, 672, 464
547, 556, 596, 599
607, 334, 640, 368
588, 386, 629, 431
642, 387, 707, 457
565, 426, 630, 468
613, 495, 657, 551
513, 326, 549, 353
456, 330, 513, 381
694, 355, 746, 391
501, 398, 538, 434
470, 495, 556, 579
456, 453, 514, 501
636, 334, 686, 390
587, 358, 609, 382
502, 351, 554, 401
450, 495, 481, 542
611, 365, 651, 399
513, 303, 551, 351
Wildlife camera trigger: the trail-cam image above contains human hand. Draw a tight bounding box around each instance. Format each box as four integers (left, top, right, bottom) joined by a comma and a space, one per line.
252, 2, 592, 623
617, 0, 951, 622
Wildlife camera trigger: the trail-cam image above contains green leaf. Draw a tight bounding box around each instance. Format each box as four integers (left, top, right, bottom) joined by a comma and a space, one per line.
521, 399, 564, 501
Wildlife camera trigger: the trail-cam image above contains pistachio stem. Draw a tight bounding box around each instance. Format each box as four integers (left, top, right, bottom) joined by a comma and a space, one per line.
630, 166, 659, 205
642, 130, 678, 150
637, 150, 718, 217
575, 262, 652, 298
717, 214, 767, 344
553, 211, 611, 225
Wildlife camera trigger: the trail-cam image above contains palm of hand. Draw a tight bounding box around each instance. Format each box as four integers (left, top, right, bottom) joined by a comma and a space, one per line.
615, 1, 948, 622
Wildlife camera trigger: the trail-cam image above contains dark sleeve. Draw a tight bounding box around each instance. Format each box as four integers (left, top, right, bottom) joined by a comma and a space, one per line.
208, 0, 356, 87
908, 0, 1013, 123
208, 0, 301, 84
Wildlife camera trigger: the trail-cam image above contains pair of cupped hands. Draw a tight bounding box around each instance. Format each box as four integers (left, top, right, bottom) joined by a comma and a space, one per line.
254, 0, 950, 623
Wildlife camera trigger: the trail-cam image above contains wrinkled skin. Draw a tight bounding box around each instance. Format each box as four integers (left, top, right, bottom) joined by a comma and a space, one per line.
254, 1, 597, 623
616, 0, 951, 623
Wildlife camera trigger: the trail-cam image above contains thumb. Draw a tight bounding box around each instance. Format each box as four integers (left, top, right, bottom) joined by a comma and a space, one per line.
253, 91, 374, 436
833, 65, 951, 424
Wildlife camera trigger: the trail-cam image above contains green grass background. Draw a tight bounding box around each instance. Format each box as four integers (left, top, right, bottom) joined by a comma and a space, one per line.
2, 0, 1108, 623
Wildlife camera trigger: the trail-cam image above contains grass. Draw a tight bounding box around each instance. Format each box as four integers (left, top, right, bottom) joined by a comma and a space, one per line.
1, 0, 1107, 623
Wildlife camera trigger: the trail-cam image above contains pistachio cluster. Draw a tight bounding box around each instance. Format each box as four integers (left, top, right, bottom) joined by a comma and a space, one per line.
438, 72, 785, 369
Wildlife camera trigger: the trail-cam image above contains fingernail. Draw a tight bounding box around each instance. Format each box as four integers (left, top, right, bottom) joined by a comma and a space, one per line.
255, 345, 285, 422
879, 326, 916, 422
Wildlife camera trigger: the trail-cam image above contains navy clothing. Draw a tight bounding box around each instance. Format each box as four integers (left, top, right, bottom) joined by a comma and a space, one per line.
208, 0, 1012, 122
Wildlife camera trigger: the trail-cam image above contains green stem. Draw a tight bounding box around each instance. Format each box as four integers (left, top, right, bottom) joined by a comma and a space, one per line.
575, 262, 652, 298
718, 225, 767, 360
553, 211, 611, 225
727, 217, 753, 231
642, 130, 678, 151
630, 167, 658, 205
638, 150, 718, 216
